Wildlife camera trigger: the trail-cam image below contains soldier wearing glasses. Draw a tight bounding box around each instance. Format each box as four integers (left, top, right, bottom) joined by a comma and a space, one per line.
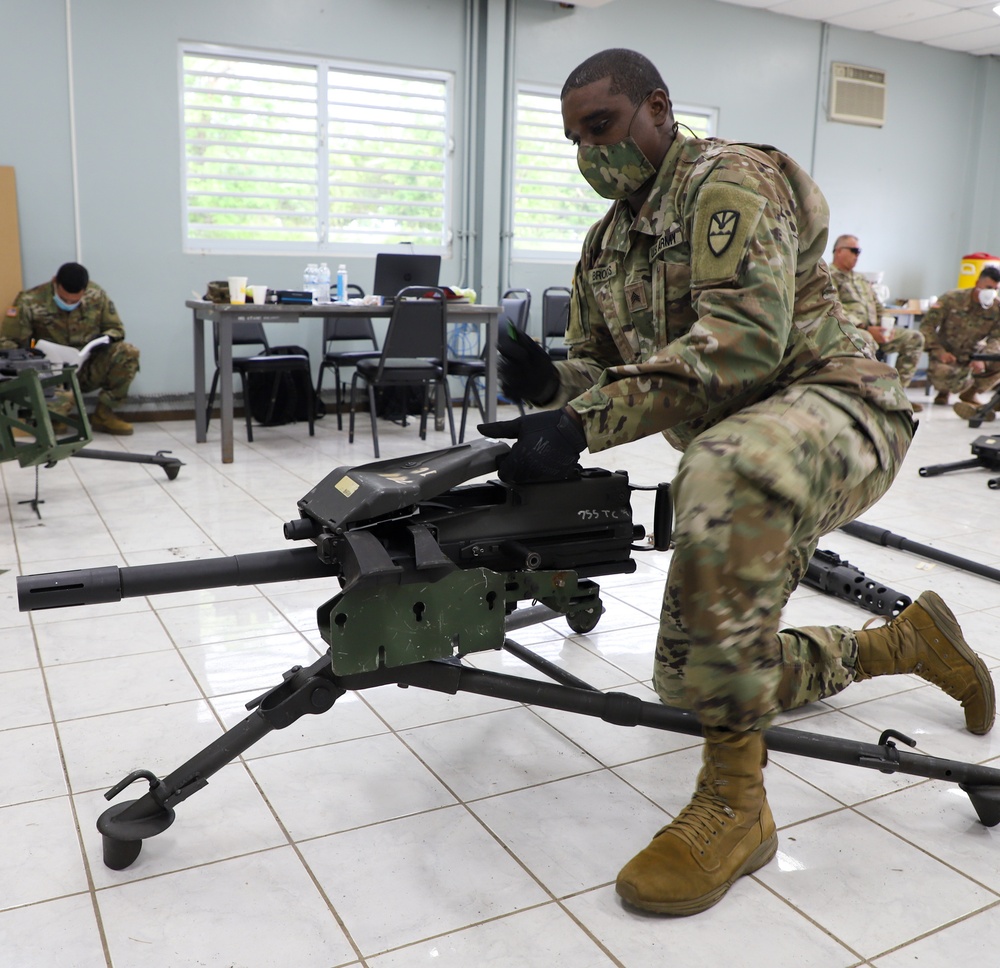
829, 234, 925, 411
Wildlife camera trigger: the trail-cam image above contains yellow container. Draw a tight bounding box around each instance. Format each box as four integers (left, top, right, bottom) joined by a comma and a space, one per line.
957, 252, 1000, 289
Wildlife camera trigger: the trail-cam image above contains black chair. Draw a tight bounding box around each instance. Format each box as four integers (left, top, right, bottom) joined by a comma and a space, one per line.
205, 320, 314, 442
541, 286, 572, 360
314, 284, 377, 430
450, 288, 531, 442
349, 286, 456, 458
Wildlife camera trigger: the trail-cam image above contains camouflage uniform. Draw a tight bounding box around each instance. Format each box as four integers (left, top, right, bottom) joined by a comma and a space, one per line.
1, 280, 140, 410
919, 288, 1000, 396
830, 265, 925, 388
554, 134, 915, 731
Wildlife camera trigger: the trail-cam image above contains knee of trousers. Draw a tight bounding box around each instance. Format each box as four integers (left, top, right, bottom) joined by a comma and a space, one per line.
670, 443, 799, 605
109, 341, 140, 371
927, 361, 972, 393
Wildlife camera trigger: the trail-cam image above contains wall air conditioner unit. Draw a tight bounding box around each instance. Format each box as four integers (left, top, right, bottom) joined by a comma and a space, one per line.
829, 63, 886, 127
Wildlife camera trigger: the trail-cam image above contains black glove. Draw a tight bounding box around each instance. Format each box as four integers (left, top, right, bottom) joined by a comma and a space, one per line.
478, 409, 586, 484
497, 322, 560, 405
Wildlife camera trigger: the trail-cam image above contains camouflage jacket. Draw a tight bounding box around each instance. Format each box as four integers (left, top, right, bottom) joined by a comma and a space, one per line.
1, 280, 126, 351
557, 133, 909, 454
918, 287, 1000, 361
829, 266, 880, 329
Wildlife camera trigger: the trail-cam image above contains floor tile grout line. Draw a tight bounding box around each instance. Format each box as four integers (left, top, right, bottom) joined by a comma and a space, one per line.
25, 603, 115, 968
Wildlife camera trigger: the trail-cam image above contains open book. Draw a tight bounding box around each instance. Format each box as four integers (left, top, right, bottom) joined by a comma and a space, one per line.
33, 334, 111, 368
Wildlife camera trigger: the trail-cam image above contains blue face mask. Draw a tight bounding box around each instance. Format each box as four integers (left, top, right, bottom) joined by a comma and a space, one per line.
53, 291, 82, 312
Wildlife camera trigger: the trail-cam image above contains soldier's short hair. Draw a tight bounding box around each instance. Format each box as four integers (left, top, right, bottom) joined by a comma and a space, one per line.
56, 262, 89, 293
832, 234, 858, 250
561, 49, 668, 106
979, 266, 1000, 284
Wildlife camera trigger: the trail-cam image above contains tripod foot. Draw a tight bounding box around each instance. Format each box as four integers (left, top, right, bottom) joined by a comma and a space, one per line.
100, 824, 144, 870
97, 788, 177, 870
962, 784, 1000, 827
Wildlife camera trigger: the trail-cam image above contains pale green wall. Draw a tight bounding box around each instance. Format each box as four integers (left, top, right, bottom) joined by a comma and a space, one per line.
0, 0, 995, 394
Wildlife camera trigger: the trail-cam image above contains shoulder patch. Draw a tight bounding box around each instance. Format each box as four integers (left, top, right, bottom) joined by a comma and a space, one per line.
5, 307, 16, 317
690, 182, 767, 287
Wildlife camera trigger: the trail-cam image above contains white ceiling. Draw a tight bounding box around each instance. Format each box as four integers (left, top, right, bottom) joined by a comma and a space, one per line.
716, 0, 1000, 56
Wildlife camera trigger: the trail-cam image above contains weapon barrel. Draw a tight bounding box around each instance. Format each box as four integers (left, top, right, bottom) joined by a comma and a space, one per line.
17, 548, 337, 611
802, 551, 911, 616
841, 521, 1000, 584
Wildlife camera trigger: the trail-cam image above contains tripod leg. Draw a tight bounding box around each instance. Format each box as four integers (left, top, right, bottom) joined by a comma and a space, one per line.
17, 464, 45, 519
97, 655, 344, 869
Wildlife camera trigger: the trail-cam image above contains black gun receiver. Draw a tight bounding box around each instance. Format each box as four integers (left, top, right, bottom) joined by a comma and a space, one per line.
15, 440, 1000, 877
293, 440, 648, 672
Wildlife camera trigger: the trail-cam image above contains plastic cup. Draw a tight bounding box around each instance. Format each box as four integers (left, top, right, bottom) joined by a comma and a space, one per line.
228, 276, 247, 304
250, 285, 268, 305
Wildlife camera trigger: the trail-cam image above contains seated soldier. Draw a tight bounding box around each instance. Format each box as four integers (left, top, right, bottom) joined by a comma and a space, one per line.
1, 262, 140, 434
829, 235, 925, 412
919, 266, 1000, 420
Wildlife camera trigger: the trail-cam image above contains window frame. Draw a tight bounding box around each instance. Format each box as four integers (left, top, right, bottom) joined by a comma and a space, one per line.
179, 42, 454, 257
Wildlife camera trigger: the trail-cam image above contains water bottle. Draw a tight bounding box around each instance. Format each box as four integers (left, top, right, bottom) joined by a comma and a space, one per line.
336, 264, 348, 303
316, 263, 331, 304
303, 263, 318, 303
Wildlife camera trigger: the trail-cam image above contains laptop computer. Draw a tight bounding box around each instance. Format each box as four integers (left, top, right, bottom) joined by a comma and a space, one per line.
372, 253, 442, 302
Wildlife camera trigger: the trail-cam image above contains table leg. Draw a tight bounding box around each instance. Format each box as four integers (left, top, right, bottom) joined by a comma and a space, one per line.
193, 312, 207, 443
219, 316, 234, 464
484, 310, 497, 422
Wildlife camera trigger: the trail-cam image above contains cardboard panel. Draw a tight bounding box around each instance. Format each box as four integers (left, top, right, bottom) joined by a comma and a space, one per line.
0, 166, 24, 311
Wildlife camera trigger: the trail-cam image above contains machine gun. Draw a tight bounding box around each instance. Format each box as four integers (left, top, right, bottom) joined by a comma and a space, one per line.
918, 433, 1000, 489
16, 440, 1000, 876
0, 349, 182, 515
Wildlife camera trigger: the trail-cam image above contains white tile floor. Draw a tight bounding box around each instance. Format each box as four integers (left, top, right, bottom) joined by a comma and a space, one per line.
2, 393, 1000, 967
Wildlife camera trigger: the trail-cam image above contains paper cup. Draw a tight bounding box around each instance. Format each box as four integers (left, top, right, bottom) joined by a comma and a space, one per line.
250, 285, 268, 305
228, 276, 247, 305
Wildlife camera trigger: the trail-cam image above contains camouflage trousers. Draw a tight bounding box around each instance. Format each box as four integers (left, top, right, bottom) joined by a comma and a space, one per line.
927, 357, 1000, 397
880, 327, 924, 388
653, 386, 914, 732
77, 341, 140, 409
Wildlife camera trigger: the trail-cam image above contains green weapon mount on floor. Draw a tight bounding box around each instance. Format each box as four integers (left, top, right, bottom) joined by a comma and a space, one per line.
0, 349, 182, 515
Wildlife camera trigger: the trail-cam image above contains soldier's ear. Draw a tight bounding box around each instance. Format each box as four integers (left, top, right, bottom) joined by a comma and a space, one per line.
647, 89, 671, 128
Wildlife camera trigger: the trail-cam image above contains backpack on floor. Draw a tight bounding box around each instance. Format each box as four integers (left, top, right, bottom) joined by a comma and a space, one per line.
245, 345, 326, 427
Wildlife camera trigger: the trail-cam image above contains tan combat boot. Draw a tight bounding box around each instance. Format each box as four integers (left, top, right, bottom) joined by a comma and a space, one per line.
91, 402, 134, 435
855, 591, 995, 734
616, 728, 777, 915
954, 387, 995, 422
933, 392, 950, 406
953, 401, 994, 421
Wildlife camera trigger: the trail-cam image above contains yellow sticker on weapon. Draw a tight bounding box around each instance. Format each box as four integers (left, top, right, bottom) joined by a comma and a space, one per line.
335, 475, 359, 497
